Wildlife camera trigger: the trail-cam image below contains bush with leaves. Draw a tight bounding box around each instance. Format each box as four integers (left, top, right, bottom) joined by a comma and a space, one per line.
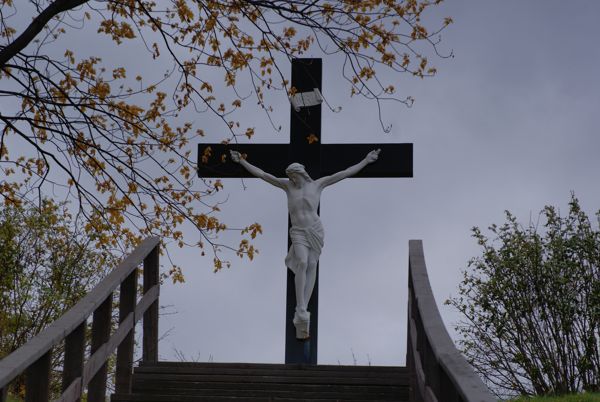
0, 200, 118, 398
448, 194, 600, 398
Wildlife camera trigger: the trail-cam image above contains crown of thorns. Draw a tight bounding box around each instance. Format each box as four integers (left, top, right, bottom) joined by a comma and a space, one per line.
285, 163, 311, 180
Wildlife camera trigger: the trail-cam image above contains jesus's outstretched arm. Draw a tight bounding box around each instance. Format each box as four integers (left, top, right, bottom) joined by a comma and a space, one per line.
316, 149, 380, 189
230, 150, 287, 190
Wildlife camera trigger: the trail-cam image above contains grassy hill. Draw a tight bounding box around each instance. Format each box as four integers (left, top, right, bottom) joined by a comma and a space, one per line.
511, 393, 600, 402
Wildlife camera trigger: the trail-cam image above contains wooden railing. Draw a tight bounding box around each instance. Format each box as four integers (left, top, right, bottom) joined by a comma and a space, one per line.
0, 237, 161, 402
407, 240, 496, 402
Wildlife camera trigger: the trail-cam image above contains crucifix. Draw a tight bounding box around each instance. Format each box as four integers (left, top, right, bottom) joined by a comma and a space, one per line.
197, 58, 412, 364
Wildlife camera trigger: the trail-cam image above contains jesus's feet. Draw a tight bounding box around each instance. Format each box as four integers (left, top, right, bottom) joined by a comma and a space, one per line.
293, 309, 310, 340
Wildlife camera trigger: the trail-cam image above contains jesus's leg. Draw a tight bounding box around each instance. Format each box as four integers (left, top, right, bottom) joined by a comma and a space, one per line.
292, 243, 311, 339
303, 254, 318, 310
292, 243, 309, 314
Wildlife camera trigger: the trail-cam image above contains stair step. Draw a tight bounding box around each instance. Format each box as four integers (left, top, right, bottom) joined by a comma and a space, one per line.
126, 387, 403, 399
133, 383, 406, 396
112, 394, 399, 402
140, 361, 406, 371
133, 381, 406, 393
133, 373, 403, 386
137, 362, 406, 374
134, 366, 406, 378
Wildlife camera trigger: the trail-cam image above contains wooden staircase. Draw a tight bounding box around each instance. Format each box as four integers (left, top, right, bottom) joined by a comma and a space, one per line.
1, 239, 496, 402
110, 361, 409, 401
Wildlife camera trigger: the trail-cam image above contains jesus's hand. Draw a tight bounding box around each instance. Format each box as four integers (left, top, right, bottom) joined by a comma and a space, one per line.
230, 150, 241, 163
366, 149, 381, 164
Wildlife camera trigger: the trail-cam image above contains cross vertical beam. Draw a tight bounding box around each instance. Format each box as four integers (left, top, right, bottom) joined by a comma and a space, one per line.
285, 59, 322, 364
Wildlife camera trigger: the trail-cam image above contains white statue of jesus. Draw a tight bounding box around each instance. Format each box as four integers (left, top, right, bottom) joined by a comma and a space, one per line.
230, 148, 381, 339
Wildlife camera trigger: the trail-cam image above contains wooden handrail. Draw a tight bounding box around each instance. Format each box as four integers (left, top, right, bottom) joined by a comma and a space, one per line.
407, 240, 496, 402
0, 237, 161, 402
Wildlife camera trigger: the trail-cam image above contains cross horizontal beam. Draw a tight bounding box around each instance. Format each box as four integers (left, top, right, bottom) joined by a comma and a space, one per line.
197, 143, 413, 179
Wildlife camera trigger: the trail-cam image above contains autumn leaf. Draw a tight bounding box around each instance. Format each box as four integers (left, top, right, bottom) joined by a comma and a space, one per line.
306, 134, 319, 144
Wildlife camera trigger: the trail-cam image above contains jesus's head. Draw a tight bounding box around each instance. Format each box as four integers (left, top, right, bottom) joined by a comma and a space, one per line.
285, 163, 312, 185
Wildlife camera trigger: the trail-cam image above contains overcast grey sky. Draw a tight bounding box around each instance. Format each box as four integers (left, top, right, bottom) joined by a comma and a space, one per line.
154, 1, 600, 366
4, 0, 598, 368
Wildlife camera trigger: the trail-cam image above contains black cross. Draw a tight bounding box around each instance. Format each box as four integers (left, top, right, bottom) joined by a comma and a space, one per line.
197, 58, 412, 364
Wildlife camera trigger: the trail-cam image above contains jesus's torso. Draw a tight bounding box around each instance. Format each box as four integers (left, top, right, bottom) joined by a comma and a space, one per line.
285, 181, 322, 228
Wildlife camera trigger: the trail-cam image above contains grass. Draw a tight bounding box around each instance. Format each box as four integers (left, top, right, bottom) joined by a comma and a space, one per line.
510, 393, 600, 402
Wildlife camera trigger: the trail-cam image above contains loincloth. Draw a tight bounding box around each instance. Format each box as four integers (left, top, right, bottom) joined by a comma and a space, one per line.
285, 220, 325, 275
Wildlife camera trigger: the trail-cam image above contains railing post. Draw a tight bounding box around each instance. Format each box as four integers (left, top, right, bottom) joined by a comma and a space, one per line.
25, 350, 51, 402
407, 283, 416, 402
88, 294, 112, 402
63, 322, 85, 401
143, 245, 159, 363
116, 269, 138, 393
